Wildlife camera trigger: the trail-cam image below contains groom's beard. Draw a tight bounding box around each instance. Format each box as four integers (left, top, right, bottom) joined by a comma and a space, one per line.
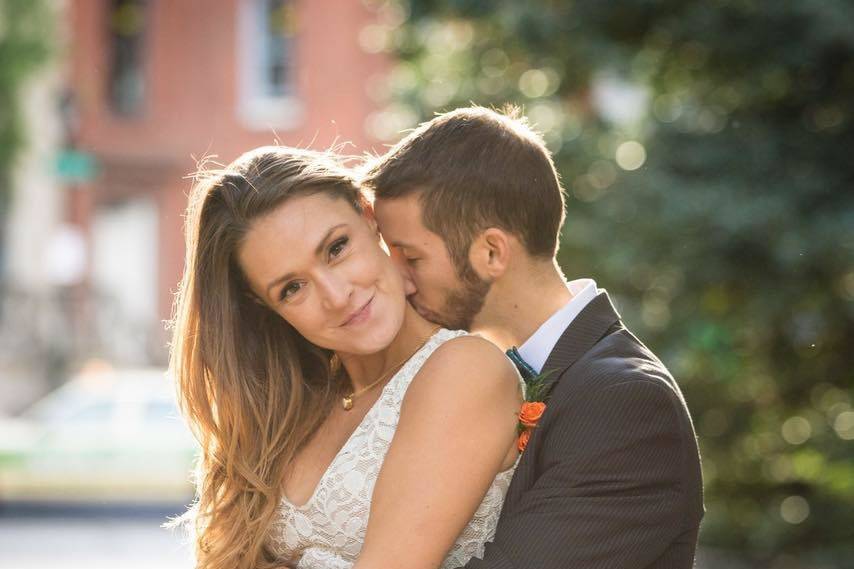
432, 263, 492, 331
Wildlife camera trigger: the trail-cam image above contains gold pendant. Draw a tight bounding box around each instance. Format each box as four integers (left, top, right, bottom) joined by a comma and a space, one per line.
342, 395, 353, 411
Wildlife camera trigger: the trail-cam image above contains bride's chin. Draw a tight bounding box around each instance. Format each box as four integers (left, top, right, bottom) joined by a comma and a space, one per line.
348, 318, 405, 356
348, 338, 394, 357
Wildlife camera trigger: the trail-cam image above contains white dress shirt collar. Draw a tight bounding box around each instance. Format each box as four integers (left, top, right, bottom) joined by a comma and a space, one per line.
517, 278, 598, 374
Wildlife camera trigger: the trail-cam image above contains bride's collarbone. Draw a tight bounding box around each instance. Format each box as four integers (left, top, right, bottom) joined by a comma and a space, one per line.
283, 393, 381, 505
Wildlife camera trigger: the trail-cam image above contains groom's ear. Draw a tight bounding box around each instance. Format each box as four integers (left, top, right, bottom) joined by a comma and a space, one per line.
470, 228, 511, 279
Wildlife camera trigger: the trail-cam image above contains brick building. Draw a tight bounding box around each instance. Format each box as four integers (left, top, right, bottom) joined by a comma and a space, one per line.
65, 0, 387, 363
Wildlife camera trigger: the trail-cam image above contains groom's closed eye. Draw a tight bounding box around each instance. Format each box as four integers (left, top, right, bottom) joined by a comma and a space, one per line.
401, 252, 423, 270
391, 244, 422, 266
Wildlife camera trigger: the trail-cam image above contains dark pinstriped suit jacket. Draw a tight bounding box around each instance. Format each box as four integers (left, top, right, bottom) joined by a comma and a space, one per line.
462, 291, 704, 569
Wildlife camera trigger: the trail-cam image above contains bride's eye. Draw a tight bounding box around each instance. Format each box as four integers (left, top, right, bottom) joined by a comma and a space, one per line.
329, 236, 350, 259
279, 281, 302, 302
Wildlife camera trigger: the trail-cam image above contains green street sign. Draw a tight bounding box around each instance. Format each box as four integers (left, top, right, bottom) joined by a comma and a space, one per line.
56, 150, 98, 183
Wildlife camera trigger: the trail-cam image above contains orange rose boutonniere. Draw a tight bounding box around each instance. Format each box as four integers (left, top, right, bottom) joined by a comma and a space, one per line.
515, 369, 555, 453
517, 428, 532, 452
519, 401, 546, 427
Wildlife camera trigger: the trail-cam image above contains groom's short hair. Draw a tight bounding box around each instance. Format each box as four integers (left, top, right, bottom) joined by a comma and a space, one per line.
362, 106, 566, 273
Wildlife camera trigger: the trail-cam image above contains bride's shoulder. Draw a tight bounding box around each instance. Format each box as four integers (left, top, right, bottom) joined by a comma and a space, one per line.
431, 331, 506, 365
406, 332, 520, 405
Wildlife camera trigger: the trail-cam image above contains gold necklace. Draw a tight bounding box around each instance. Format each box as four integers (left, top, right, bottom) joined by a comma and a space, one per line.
342, 326, 441, 411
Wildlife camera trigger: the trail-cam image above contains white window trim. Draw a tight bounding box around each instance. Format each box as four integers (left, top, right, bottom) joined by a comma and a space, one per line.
236, 0, 303, 131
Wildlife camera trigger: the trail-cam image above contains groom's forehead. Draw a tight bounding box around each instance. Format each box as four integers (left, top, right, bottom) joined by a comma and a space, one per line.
375, 196, 423, 230
375, 198, 445, 252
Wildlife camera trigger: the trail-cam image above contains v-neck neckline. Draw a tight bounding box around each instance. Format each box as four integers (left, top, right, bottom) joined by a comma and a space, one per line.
281, 329, 445, 510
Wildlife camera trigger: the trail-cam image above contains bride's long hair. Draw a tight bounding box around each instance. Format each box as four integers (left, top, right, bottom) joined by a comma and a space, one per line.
170, 146, 366, 569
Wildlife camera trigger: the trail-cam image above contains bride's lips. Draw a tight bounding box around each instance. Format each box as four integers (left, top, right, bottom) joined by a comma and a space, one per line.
340, 294, 375, 327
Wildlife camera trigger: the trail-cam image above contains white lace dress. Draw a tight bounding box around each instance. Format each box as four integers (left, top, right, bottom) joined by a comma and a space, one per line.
268, 328, 521, 569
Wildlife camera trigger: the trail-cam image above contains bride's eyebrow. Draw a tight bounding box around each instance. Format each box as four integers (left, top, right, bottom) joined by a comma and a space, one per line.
312, 223, 348, 256
264, 223, 348, 299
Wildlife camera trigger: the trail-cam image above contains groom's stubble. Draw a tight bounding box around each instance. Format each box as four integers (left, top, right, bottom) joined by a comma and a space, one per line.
423, 260, 492, 331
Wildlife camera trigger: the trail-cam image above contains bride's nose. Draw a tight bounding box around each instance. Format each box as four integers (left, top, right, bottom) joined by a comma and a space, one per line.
317, 269, 353, 311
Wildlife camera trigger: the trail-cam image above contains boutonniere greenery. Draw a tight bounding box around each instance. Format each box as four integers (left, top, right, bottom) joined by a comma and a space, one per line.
516, 370, 555, 452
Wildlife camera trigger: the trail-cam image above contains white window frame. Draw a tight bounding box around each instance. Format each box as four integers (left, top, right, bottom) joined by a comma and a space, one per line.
236, 0, 303, 130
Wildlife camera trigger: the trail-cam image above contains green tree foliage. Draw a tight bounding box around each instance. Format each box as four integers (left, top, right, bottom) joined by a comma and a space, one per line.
373, 0, 854, 565
0, 0, 52, 254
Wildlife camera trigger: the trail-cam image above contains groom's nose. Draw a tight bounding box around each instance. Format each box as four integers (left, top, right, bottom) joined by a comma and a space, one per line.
395, 262, 417, 296
389, 247, 418, 296
402, 271, 417, 296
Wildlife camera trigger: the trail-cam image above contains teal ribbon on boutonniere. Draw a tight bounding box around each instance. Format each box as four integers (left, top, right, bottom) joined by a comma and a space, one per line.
505, 347, 536, 383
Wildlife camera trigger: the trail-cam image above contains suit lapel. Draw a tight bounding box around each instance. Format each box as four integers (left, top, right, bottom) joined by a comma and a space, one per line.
540, 291, 622, 381
502, 291, 622, 512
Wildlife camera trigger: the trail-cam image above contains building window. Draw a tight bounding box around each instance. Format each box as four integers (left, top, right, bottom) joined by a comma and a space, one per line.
260, 0, 293, 97
108, 0, 148, 116
237, 0, 303, 129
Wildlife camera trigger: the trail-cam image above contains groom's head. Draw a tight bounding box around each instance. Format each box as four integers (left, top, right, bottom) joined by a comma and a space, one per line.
364, 106, 566, 330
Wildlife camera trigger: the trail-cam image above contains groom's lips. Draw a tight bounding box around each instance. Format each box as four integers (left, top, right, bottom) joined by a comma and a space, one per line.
412, 301, 441, 324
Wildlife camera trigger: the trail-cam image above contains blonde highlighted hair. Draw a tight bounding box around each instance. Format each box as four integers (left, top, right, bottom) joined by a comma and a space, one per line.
170, 147, 365, 568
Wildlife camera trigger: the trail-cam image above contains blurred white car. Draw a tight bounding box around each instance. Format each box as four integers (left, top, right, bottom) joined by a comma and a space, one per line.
0, 363, 198, 505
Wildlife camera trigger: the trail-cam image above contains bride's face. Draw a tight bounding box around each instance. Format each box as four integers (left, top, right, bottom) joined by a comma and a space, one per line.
238, 192, 407, 355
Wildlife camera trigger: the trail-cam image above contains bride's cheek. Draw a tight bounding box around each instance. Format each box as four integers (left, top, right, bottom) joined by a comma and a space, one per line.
368, 250, 389, 281
381, 260, 402, 291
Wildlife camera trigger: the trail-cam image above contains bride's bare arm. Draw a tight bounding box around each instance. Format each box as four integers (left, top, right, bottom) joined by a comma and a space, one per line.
354, 335, 521, 569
